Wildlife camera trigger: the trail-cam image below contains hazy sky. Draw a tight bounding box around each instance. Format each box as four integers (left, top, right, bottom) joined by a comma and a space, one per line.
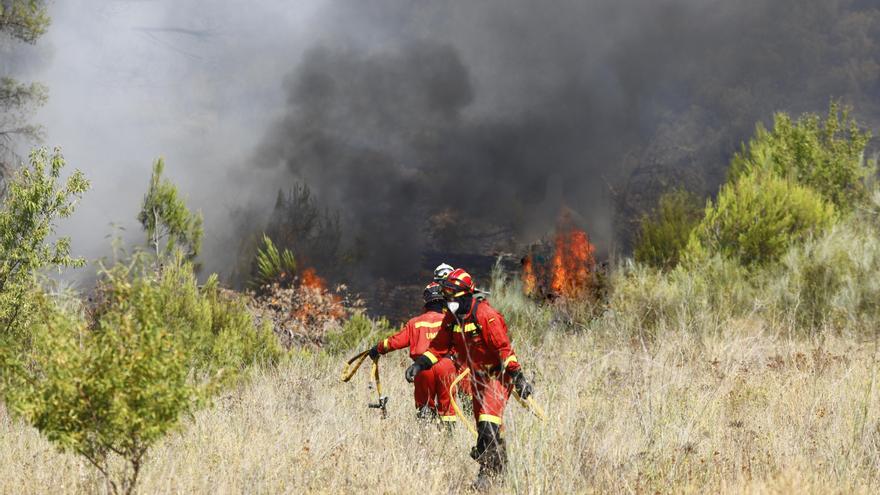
29, 0, 325, 271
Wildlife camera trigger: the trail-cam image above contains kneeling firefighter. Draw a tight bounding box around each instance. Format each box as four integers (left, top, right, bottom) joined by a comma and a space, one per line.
405, 268, 534, 489
364, 282, 458, 422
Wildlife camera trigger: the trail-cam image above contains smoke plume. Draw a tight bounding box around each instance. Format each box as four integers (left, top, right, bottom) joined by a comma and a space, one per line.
7, 0, 879, 288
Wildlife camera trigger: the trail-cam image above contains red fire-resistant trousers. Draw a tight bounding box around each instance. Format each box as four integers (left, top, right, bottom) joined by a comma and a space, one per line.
471, 373, 510, 425
414, 357, 457, 420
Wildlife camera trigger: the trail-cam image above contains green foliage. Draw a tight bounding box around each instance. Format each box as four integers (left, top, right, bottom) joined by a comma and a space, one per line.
7, 291, 206, 495
0, 148, 88, 359
93, 255, 284, 375
729, 102, 874, 212
251, 234, 297, 289
6, 255, 282, 495
0, 0, 50, 43
325, 312, 391, 355
687, 171, 835, 267
137, 158, 203, 260
634, 189, 703, 270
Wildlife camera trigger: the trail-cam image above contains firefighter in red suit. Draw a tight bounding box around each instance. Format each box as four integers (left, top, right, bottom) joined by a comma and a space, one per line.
366, 282, 458, 422
405, 269, 534, 489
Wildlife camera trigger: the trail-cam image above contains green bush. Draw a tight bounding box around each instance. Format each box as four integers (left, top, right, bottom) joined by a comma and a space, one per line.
93, 255, 284, 374
728, 102, 874, 212
250, 234, 297, 289
6, 256, 283, 494
686, 171, 835, 267
6, 291, 209, 495
634, 189, 703, 270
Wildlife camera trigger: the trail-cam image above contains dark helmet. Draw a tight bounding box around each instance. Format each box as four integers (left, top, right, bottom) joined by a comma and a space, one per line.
423, 282, 444, 304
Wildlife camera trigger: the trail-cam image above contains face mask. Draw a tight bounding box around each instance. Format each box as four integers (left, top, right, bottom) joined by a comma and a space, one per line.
446, 301, 460, 314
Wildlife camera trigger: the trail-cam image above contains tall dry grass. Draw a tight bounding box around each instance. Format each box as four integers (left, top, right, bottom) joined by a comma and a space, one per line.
3, 322, 880, 494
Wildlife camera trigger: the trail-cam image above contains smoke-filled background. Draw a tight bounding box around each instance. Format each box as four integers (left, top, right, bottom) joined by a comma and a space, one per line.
4, 0, 879, 294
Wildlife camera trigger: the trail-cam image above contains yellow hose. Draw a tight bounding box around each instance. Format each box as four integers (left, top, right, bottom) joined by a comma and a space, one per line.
449, 368, 478, 439
340, 349, 370, 382
513, 392, 547, 422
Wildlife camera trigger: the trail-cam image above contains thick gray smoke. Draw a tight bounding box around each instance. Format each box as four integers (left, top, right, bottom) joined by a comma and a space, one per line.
250, 0, 880, 282
7, 0, 880, 288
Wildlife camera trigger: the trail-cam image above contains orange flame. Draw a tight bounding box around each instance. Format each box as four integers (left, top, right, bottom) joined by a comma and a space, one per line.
522, 255, 537, 296
550, 226, 595, 298
300, 268, 327, 290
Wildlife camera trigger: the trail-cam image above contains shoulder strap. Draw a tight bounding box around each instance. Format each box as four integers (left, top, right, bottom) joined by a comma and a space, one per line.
468, 298, 482, 334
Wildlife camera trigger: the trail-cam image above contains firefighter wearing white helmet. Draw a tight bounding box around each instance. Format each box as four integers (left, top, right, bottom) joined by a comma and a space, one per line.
434, 263, 454, 281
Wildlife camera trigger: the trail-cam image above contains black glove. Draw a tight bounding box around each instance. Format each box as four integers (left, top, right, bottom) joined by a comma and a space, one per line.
509, 370, 533, 400
405, 355, 433, 383
367, 345, 380, 360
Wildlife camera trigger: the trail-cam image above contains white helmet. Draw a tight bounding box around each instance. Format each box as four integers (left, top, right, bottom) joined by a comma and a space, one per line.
433, 263, 454, 281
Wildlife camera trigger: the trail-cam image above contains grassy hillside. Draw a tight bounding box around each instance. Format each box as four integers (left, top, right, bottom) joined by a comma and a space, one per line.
3, 290, 880, 493
1, 329, 877, 493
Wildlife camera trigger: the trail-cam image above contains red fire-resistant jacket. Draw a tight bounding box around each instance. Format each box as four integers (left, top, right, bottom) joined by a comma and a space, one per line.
377, 310, 445, 359
421, 299, 521, 375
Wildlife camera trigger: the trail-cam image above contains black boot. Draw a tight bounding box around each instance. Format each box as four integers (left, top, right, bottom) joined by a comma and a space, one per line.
471, 421, 507, 491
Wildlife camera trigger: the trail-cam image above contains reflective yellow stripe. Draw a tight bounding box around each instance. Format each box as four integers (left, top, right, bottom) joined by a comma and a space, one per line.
453, 291, 466, 297
440, 415, 457, 422
424, 351, 439, 364
488, 318, 495, 324
503, 355, 518, 368
414, 320, 443, 328
478, 414, 502, 425
383, 338, 389, 350
453, 323, 477, 333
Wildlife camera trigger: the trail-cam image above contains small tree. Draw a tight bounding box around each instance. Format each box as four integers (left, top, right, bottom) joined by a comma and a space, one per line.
728, 102, 874, 212
7, 255, 282, 495
0, 148, 88, 360
7, 288, 206, 495
137, 158, 203, 260
634, 189, 703, 270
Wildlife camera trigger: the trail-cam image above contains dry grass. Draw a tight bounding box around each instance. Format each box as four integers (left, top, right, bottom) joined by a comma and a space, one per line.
3, 319, 880, 494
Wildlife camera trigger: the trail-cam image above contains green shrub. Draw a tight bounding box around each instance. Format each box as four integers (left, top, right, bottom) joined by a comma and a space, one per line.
7, 291, 210, 495
250, 234, 297, 289
728, 102, 874, 212
634, 189, 703, 270
93, 255, 284, 375
6, 256, 283, 494
686, 171, 835, 266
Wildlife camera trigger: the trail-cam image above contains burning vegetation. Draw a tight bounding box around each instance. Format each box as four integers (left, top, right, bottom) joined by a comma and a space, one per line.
245, 265, 358, 349
523, 210, 597, 301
